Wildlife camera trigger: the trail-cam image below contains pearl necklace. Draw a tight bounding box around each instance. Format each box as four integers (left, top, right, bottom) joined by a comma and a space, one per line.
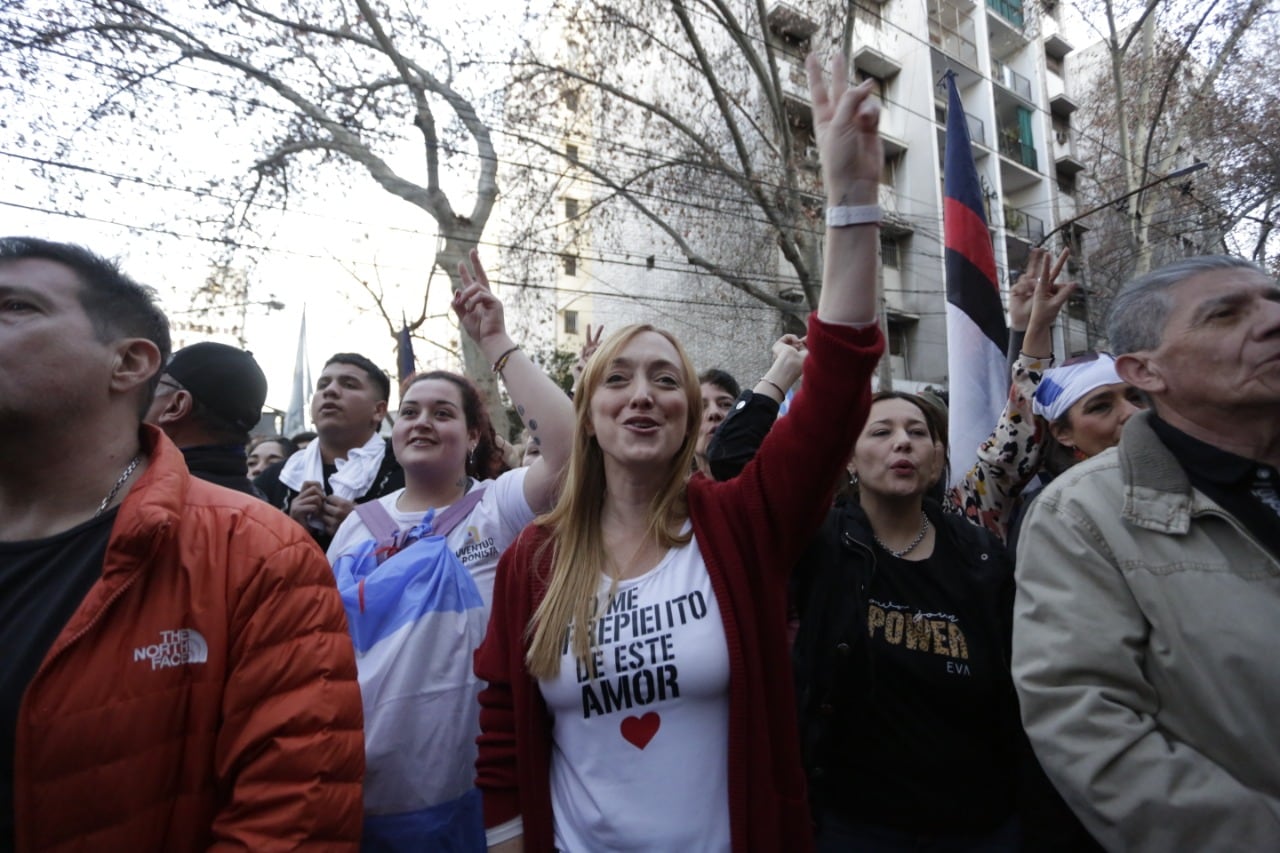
94, 455, 142, 517
873, 512, 931, 559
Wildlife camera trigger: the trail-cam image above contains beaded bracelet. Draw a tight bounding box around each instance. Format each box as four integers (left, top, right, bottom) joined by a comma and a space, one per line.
492, 345, 520, 375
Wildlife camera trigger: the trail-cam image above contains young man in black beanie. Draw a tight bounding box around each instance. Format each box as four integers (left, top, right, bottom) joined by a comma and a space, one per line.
144, 341, 269, 495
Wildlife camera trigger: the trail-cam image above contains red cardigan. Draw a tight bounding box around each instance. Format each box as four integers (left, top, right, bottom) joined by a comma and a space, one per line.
474, 315, 883, 852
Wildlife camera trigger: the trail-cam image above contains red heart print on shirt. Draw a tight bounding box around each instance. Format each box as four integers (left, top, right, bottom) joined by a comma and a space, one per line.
620, 712, 661, 749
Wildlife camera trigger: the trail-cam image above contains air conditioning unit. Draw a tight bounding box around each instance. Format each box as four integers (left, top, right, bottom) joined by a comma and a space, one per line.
1055, 130, 1069, 144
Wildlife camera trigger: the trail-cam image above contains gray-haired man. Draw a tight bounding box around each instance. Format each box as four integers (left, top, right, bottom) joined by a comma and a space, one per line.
1013, 255, 1280, 850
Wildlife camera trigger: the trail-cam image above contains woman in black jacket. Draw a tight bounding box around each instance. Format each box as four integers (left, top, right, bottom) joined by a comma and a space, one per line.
785, 392, 1022, 850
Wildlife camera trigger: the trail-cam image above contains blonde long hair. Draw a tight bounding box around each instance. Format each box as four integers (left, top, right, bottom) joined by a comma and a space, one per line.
525, 325, 701, 680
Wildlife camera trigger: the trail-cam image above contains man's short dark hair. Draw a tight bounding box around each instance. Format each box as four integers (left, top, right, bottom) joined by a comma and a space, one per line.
0, 237, 171, 360
698, 368, 740, 399
324, 353, 391, 402
0, 238, 171, 408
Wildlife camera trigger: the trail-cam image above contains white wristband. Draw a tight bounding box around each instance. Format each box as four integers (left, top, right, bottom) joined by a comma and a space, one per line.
486, 816, 523, 845
826, 204, 882, 228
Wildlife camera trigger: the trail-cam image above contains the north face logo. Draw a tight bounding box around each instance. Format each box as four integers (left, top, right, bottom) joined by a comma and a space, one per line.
133, 629, 209, 670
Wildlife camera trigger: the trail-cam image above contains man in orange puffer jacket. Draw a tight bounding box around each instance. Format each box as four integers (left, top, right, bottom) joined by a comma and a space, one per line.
0, 238, 365, 851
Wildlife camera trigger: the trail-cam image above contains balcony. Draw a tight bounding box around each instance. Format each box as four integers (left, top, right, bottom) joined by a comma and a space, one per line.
1003, 204, 1045, 243
1056, 188, 1077, 222
879, 183, 914, 236
987, 0, 1023, 27
986, 0, 1027, 58
776, 55, 813, 129
1053, 128, 1084, 172
766, 2, 819, 42
928, 19, 979, 68
998, 131, 1037, 171
992, 59, 1032, 102
939, 106, 986, 147
880, 113, 910, 157
964, 112, 987, 147
936, 107, 990, 167
1044, 31, 1073, 61
778, 54, 809, 103
1050, 91, 1078, 116
853, 45, 902, 80
1046, 70, 1078, 116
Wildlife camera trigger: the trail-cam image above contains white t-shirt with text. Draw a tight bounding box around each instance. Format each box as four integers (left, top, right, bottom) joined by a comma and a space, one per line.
539, 532, 731, 852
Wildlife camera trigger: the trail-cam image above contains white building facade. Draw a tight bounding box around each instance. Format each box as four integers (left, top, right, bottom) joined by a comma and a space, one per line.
504, 0, 1094, 387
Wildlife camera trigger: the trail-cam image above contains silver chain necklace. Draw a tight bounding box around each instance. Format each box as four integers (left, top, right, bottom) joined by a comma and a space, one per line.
873, 512, 931, 559
95, 455, 142, 517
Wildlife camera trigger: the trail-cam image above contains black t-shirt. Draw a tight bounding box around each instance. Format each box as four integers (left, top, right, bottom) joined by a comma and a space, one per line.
1149, 415, 1280, 560
833, 544, 1015, 834
0, 511, 115, 850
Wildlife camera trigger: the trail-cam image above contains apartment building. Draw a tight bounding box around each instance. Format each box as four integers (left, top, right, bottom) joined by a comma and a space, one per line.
510, 0, 1091, 386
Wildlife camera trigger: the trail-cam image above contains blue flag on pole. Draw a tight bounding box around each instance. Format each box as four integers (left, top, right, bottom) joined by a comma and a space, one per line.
397, 314, 416, 386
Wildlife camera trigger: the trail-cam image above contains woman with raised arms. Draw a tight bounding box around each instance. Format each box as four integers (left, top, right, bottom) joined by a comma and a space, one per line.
473, 52, 885, 853
327, 250, 575, 608
326, 250, 575, 850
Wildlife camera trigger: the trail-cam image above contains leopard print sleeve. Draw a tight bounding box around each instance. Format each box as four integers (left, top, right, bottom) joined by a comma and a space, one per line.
947, 352, 1052, 542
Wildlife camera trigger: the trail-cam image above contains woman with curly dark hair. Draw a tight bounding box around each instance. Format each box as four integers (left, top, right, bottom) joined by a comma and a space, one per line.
325, 250, 575, 609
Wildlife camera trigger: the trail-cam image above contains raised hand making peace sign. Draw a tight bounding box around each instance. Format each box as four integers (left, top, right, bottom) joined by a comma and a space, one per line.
806, 51, 883, 208
453, 248, 509, 350
807, 51, 883, 326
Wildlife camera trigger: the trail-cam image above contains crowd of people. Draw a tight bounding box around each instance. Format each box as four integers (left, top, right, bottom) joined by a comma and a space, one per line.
1, 51, 1277, 852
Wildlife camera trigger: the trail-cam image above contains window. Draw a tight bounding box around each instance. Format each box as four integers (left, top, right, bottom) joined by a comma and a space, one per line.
565, 198, 580, 220
563, 89, 579, 111
1056, 169, 1076, 196
564, 310, 579, 335
562, 254, 577, 276
566, 143, 579, 163
887, 321, 906, 356
882, 151, 903, 186
854, 70, 887, 105
1045, 53, 1063, 76
880, 236, 900, 268
766, 29, 810, 60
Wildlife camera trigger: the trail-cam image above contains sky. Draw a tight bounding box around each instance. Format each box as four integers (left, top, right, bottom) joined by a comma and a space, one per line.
0, 0, 537, 415
0, 171, 463, 413
2, 0, 1268, 416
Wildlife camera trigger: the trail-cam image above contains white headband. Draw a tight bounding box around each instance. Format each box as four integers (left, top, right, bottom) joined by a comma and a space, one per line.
1032, 356, 1123, 422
